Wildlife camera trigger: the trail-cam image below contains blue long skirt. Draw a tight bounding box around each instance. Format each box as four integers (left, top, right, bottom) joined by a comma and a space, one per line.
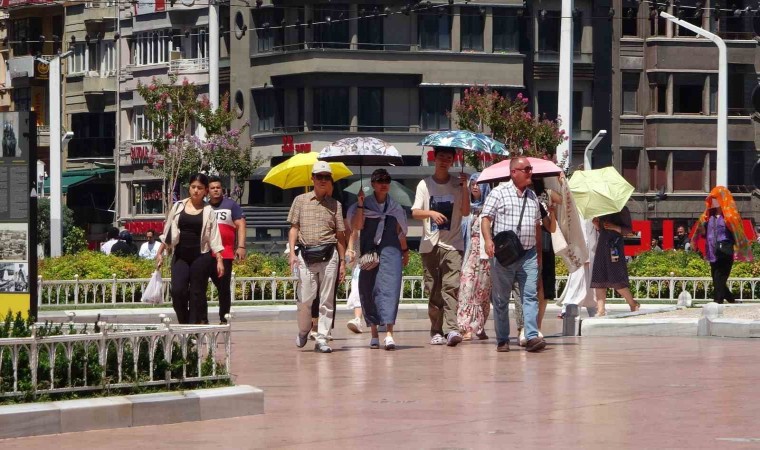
359, 216, 402, 326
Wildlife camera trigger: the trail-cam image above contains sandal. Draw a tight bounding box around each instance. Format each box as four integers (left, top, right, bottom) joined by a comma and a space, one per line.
384, 336, 396, 351
633, 301, 641, 312
369, 337, 380, 349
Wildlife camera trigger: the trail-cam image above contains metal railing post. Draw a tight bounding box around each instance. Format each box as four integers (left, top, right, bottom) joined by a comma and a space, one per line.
111, 273, 117, 304
74, 274, 80, 305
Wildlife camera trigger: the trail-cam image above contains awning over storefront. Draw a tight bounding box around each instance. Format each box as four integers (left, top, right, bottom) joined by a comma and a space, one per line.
43, 168, 114, 194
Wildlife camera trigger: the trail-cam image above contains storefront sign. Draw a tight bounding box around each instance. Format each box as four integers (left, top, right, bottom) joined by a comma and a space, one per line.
0, 112, 36, 319
34, 60, 49, 81
130, 144, 158, 165
281, 136, 311, 154
134, 0, 165, 15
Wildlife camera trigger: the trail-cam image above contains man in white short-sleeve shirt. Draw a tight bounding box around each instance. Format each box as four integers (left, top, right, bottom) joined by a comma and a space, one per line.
412, 147, 470, 347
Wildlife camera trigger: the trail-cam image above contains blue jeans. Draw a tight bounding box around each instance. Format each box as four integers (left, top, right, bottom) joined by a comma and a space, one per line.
490, 247, 539, 345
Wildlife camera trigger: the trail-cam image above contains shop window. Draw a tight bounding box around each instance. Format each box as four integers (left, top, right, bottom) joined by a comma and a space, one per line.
132, 181, 164, 215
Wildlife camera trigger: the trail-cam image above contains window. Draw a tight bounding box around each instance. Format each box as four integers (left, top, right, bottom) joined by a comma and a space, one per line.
190, 28, 208, 59
132, 181, 164, 215
71, 41, 116, 76
621, 149, 640, 185
493, 8, 519, 52
132, 31, 171, 66
728, 68, 746, 114
12, 88, 31, 112
648, 151, 668, 192
252, 89, 284, 132
672, 152, 704, 191
418, 13, 451, 50
677, 1, 703, 37
68, 113, 116, 158
622, 5, 638, 37
313, 5, 350, 49
358, 87, 383, 132
358, 6, 384, 50
252, 9, 283, 53
132, 107, 165, 142
460, 7, 484, 51
10, 17, 42, 56
650, 11, 667, 36
622, 72, 640, 114
536, 91, 583, 131
420, 88, 451, 130
673, 74, 704, 114
538, 11, 582, 54
313, 87, 349, 131
649, 74, 668, 114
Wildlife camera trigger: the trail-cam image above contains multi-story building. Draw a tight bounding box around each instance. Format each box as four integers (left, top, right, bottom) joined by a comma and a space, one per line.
116, 0, 230, 234
610, 0, 760, 231
0, 8, 13, 112
229, 0, 611, 243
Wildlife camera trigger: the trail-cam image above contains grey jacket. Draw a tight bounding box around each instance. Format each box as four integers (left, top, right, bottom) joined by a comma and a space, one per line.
160, 199, 224, 255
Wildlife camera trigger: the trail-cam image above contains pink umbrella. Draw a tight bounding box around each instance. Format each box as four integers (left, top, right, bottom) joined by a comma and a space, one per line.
476, 157, 562, 184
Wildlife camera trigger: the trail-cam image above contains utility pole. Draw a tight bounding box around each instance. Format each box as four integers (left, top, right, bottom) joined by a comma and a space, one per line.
557, 0, 574, 171
209, 0, 220, 110
660, 11, 727, 186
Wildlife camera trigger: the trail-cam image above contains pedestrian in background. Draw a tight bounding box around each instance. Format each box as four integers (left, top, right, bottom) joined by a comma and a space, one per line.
457, 172, 492, 341
111, 230, 137, 256
411, 147, 470, 347
349, 169, 408, 350
691, 186, 753, 304
100, 227, 119, 255
156, 173, 225, 324
674, 225, 691, 251
289, 162, 346, 354
138, 230, 160, 259
208, 176, 246, 324
591, 206, 640, 316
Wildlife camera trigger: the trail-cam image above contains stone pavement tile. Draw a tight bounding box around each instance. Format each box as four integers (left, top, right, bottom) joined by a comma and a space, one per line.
4, 319, 760, 449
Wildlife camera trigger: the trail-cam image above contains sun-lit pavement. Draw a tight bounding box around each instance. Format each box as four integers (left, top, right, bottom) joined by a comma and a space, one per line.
4, 313, 760, 449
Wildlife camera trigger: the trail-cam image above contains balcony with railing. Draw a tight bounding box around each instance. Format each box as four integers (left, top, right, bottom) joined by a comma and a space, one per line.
7, 0, 57, 6
168, 57, 209, 74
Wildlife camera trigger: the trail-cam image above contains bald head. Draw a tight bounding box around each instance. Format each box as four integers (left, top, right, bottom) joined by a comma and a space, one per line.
510, 157, 528, 171
509, 157, 533, 190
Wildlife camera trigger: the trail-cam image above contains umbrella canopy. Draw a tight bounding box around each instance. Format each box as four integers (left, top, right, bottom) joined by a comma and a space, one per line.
318, 137, 403, 166
568, 167, 635, 220
418, 130, 508, 156
263, 152, 353, 189
342, 178, 415, 207
476, 157, 563, 184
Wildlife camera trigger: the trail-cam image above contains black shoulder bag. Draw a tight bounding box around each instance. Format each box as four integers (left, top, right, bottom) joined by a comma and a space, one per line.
492, 193, 528, 267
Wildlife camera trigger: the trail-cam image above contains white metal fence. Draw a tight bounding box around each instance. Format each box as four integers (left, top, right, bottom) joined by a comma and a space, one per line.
35, 273, 760, 308
0, 319, 231, 398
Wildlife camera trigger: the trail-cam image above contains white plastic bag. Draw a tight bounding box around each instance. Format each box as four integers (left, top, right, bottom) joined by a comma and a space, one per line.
143, 270, 164, 304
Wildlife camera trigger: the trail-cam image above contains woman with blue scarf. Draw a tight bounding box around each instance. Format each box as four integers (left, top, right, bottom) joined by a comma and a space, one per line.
348, 169, 409, 350
456, 173, 492, 340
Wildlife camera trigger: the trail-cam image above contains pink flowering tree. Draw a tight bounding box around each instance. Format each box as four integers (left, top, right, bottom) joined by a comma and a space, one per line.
453, 86, 568, 170
136, 74, 260, 208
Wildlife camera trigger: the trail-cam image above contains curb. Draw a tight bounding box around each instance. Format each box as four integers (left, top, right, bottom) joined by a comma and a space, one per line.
0, 385, 264, 440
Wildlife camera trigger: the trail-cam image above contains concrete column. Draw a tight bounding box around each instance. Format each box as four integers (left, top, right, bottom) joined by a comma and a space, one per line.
452, 6, 461, 52
410, 12, 418, 51
557, 0, 574, 170
703, 152, 711, 192
349, 86, 358, 131
409, 87, 419, 132
484, 7, 493, 53
666, 74, 674, 115
303, 86, 313, 131
637, 149, 650, 193
666, 150, 673, 192
285, 88, 299, 129
349, 4, 358, 50
304, 5, 314, 48
702, 74, 710, 115
666, 4, 674, 38
451, 89, 461, 129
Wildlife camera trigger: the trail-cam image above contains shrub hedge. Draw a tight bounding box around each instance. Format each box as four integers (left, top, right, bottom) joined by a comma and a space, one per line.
38, 246, 760, 281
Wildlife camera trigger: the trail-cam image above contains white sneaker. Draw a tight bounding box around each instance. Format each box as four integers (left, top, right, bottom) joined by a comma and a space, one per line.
309, 330, 318, 341
538, 331, 544, 340
347, 318, 363, 334
519, 329, 527, 347
384, 336, 396, 351
430, 334, 446, 345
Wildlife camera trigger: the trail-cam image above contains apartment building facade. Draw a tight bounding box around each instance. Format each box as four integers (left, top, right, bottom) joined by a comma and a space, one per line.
230, 0, 612, 209
611, 0, 760, 226
115, 0, 230, 233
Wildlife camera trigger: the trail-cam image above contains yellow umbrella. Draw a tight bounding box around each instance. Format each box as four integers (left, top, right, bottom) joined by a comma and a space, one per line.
263, 152, 353, 189
568, 167, 635, 219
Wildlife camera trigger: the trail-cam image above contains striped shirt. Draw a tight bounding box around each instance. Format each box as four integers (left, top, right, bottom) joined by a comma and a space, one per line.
481, 181, 541, 250
287, 192, 345, 247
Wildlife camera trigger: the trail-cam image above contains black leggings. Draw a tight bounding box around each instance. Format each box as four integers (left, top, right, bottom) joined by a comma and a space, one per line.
210, 259, 234, 323
171, 252, 214, 324
710, 255, 735, 304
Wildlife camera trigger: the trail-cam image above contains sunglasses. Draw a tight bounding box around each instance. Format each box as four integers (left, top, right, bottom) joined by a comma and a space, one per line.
512, 166, 533, 174
313, 174, 332, 181
373, 177, 391, 184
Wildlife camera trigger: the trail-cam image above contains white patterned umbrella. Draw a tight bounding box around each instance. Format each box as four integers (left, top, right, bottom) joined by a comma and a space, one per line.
318, 137, 404, 166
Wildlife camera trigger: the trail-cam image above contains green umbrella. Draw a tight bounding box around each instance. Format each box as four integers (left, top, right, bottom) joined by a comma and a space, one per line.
568, 167, 635, 219
342, 178, 415, 207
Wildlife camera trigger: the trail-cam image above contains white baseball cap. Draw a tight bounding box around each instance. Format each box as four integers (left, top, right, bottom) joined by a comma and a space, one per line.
312, 161, 333, 175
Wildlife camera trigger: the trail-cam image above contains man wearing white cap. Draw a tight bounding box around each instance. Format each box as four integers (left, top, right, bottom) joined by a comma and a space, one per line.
288, 161, 346, 353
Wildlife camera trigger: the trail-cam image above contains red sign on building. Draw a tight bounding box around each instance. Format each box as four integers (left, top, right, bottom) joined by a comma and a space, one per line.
281, 136, 311, 154
130, 145, 158, 165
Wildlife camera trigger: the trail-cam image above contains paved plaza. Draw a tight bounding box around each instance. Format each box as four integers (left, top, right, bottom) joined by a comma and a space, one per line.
4, 313, 760, 449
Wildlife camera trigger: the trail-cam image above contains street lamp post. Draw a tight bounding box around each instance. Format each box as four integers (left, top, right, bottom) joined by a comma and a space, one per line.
583, 129, 607, 170
659, 11, 727, 186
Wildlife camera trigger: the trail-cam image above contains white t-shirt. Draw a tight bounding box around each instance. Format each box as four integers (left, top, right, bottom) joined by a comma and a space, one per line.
412, 176, 465, 253
100, 239, 118, 255
139, 241, 159, 259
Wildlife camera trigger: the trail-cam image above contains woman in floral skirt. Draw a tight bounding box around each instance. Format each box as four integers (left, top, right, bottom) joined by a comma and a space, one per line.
457, 173, 492, 340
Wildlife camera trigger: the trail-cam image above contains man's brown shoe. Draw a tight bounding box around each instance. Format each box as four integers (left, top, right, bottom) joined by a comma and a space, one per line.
496, 342, 510, 352
526, 337, 546, 353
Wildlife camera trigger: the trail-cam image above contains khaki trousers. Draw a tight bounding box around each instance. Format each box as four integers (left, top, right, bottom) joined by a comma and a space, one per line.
422, 246, 463, 337
297, 252, 338, 343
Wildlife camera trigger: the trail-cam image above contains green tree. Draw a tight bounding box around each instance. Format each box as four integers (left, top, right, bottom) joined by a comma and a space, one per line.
453, 86, 568, 170
37, 198, 83, 256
